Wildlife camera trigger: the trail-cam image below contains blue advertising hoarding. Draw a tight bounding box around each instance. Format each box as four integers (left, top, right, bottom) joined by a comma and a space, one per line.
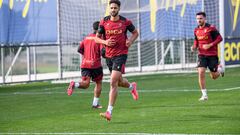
223, 0, 240, 65
0, 0, 57, 46
224, 38, 240, 65
224, 0, 240, 38
139, 0, 202, 40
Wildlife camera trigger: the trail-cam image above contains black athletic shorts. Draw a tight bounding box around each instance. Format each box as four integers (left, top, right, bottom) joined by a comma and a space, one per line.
197, 55, 219, 72
81, 67, 103, 82
106, 54, 127, 74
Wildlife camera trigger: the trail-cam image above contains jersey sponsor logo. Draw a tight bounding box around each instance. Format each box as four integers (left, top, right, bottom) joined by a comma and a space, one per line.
197, 36, 209, 40
118, 23, 122, 27
106, 29, 123, 35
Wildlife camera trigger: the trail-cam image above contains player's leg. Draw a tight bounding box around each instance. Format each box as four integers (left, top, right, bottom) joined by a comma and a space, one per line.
100, 70, 121, 121
118, 77, 138, 100
109, 70, 121, 106
67, 68, 91, 96
107, 54, 128, 107
92, 67, 103, 109
208, 56, 224, 80
198, 67, 208, 101
113, 54, 138, 100
92, 80, 102, 108
100, 55, 128, 121
78, 77, 91, 88
100, 57, 114, 121
197, 55, 208, 101
210, 71, 220, 80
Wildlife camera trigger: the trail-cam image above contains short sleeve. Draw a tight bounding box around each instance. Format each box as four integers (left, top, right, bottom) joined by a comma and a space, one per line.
210, 26, 221, 40
98, 20, 105, 34
126, 19, 136, 32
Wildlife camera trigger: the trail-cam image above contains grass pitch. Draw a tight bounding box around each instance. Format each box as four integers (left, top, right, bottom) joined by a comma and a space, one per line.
0, 67, 240, 134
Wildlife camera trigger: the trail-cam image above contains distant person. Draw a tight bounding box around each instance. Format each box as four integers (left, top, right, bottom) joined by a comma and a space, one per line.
67, 21, 103, 109
191, 11, 224, 101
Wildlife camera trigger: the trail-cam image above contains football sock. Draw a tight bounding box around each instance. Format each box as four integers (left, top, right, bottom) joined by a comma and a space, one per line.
128, 83, 133, 90
74, 82, 80, 88
107, 105, 113, 115
217, 66, 223, 73
201, 89, 207, 97
92, 97, 99, 106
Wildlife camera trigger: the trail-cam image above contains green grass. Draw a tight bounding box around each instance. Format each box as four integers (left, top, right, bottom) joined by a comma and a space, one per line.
0, 67, 240, 134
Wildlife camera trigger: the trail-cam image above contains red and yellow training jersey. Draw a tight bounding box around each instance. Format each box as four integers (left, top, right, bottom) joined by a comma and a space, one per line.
194, 23, 222, 56
98, 15, 136, 58
78, 33, 102, 69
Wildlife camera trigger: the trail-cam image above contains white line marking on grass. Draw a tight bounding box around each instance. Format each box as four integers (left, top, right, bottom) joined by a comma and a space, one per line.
0, 87, 239, 96
223, 87, 240, 91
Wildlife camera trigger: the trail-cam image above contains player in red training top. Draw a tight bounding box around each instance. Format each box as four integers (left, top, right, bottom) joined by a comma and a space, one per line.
191, 12, 224, 101
94, 0, 139, 121
67, 21, 103, 109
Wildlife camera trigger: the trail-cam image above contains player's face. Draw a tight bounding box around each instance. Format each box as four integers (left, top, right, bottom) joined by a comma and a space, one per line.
196, 15, 206, 26
110, 3, 120, 17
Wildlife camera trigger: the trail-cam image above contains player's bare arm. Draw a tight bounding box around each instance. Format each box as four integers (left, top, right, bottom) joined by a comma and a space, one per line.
191, 45, 197, 52
126, 29, 139, 47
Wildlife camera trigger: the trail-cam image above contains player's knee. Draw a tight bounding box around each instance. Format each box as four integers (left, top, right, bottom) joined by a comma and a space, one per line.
199, 72, 205, 78
81, 82, 90, 89
211, 75, 218, 80
118, 81, 123, 87
210, 72, 219, 80
210, 75, 215, 80
110, 79, 118, 88
212, 76, 217, 80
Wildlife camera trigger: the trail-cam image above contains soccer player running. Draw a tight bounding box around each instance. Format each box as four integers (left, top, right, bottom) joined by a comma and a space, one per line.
67, 21, 103, 109
94, 0, 139, 121
191, 12, 224, 101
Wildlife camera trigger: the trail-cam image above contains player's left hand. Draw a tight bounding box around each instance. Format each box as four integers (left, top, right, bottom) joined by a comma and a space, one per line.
202, 43, 213, 50
126, 39, 133, 47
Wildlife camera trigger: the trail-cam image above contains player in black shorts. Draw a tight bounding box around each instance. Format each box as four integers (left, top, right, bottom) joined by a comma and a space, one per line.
197, 55, 219, 72
106, 54, 127, 73
191, 12, 224, 101
67, 21, 103, 109
94, 0, 139, 121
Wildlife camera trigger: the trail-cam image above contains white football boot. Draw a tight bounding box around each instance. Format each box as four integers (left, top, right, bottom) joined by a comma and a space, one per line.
199, 95, 208, 101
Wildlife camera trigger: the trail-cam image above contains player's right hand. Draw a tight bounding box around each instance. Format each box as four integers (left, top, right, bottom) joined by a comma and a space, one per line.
106, 38, 116, 46
191, 46, 195, 52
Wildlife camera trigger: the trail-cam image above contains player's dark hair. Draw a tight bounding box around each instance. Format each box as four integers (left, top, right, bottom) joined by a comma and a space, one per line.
109, 0, 121, 7
196, 11, 206, 17
93, 21, 99, 31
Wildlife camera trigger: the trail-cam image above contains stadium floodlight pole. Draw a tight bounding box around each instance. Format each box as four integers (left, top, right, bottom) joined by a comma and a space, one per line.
219, 0, 225, 70
1, 47, 5, 84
